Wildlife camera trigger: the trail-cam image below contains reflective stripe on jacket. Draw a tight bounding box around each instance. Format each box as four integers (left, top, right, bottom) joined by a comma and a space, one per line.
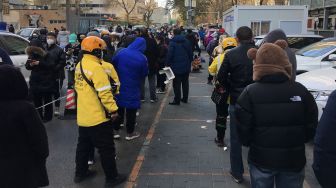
101, 60, 120, 94
75, 54, 118, 127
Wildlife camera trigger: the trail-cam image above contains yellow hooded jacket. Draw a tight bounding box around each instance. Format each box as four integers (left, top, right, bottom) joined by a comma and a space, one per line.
75, 54, 118, 127
101, 60, 120, 94
208, 53, 225, 76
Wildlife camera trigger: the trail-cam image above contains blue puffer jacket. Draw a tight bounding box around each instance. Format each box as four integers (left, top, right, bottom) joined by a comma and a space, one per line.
313, 90, 336, 188
113, 37, 148, 109
166, 35, 193, 75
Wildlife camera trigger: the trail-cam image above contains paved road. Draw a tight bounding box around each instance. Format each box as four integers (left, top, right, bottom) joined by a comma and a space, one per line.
45, 54, 321, 188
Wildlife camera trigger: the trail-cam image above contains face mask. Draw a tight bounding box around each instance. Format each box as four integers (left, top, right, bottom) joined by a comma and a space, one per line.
47, 39, 55, 46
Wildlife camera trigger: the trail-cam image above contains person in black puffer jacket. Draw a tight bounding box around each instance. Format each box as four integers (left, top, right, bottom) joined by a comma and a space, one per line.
235, 40, 318, 188
313, 90, 336, 188
46, 32, 66, 115
0, 65, 49, 188
26, 39, 56, 122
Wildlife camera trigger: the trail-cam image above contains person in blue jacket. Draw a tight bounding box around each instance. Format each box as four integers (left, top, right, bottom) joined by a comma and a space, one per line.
112, 37, 148, 140
313, 90, 336, 188
166, 28, 193, 105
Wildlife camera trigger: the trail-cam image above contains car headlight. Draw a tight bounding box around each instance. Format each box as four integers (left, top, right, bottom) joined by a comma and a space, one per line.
310, 90, 331, 101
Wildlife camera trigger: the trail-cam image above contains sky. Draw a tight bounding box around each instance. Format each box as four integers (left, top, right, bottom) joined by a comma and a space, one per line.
156, 0, 167, 7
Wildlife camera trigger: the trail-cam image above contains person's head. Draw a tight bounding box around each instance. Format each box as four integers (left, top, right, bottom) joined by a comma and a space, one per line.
247, 40, 292, 81
235, 26, 253, 43
100, 30, 110, 37
0, 65, 28, 100
40, 28, 48, 35
81, 36, 106, 59
173, 28, 181, 36
69, 33, 78, 45
140, 28, 149, 38
47, 32, 57, 46
86, 30, 100, 37
222, 37, 238, 51
155, 35, 165, 45
187, 29, 192, 34
263, 29, 288, 44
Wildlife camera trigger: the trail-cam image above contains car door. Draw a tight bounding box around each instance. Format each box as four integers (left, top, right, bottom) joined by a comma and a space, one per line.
0, 35, 30, 82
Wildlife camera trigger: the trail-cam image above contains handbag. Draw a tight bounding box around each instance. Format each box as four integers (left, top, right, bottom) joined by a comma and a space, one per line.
211, 84, 228, 105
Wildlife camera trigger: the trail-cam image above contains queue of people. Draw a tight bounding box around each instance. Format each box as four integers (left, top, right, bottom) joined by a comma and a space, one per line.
0, 23, 335, 188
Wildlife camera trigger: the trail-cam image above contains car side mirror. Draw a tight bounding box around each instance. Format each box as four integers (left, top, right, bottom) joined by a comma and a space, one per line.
328, 54, 336, 61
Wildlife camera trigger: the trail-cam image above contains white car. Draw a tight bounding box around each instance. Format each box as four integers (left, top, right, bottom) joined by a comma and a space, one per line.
295, 41, 336, 74
17, 27, 42, 40
0, 32, 30, 82
296, 66, 336, 119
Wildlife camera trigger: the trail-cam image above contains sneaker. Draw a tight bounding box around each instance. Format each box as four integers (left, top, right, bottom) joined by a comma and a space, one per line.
230, 171, 243, 184
54, 107, 60, 116
120, 123, 124, 127
88, 160, 94, 165
74, 170, 97, 183
125, 132, 140, 141
136, 112, 140, 116
114, 131, 121, 139
105, 174, 127, 187
150, 98, 158, 103
156, 89, 166, 94
141, 99, 145, 103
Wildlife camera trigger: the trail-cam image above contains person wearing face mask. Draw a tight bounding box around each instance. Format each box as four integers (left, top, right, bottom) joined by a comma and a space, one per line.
46, 32, 66, 116
64, 33, 81, 88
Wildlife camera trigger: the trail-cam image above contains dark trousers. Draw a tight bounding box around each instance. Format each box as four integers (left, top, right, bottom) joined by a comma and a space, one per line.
156, 71, 166, 91
141, 74, 157, 100
215, 103, 229, 140
229, 105, 244, 178
114, 107, 137, 134
33, 91, 53, 121
54, 79, 64, 107
172, 73, 189, 103
75, 121, 118, 179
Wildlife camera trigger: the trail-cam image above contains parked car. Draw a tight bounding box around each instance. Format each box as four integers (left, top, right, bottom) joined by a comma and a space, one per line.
295, 41, 336, 74
296, 66, 336, 119
0, 32, 30, 82
17, 27, 42, 40
255, 34, 323, 51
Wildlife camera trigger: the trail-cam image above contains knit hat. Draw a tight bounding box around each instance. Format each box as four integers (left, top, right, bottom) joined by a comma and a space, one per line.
69, 33, 77, 43
247, 40, 292, 81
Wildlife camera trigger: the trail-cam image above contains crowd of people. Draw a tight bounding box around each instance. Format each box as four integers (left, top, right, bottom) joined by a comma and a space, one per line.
0, 23, 335, 188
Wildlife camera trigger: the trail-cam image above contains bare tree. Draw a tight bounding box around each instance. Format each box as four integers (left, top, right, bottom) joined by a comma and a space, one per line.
112, 0, 140, 24
143, 0, 156, 27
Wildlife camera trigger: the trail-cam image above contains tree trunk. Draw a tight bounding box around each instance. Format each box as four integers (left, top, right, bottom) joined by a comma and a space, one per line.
126, 13, 130, 24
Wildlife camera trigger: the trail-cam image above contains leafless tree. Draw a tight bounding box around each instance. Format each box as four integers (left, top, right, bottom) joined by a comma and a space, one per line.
111, 0, 140, 24
143, 0, 156, 27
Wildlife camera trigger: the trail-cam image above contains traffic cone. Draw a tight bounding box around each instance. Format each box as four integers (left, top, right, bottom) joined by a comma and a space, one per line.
65, 89, 76, 110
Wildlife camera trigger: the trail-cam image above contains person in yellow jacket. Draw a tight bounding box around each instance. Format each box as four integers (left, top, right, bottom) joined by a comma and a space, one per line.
74, 36, 126, 187
208, 37, 237, 148
101, 60, 120, 95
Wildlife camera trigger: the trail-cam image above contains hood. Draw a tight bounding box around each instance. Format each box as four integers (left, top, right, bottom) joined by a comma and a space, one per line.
58, 30, 69, 36
25, 46, 47, 58
172, 35, 187, 43
264, 29, 287, 43
296, 67, 336, 91
127, 37, 146, 53
0, 65, 28, 100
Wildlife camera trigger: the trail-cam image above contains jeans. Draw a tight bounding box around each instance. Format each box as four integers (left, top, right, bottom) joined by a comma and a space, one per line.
141, 74, 157, 100
114, 107, 137, 134
229, 105, 244, 178
75, 121, 118, 179
172, 73, 189, 103
249, 163, 304, 188
215, 103, 229, 140
32, 91, 53, 121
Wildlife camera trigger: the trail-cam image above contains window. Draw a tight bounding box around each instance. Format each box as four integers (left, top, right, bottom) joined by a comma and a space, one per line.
0, 36, 29, 55
251, 21, 270, 36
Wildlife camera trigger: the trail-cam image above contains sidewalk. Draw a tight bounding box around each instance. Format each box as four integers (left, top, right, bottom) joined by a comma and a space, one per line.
126, 58, 321, 188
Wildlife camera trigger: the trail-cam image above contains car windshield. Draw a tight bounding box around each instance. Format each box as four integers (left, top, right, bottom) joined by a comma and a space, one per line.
296, 42, 336, 57
18, 29, 33, 37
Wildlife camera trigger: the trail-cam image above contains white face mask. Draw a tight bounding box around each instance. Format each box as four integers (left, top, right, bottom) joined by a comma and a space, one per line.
47, 39, 55, 46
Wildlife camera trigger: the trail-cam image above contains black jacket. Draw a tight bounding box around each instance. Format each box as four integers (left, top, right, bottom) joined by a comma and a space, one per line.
143, 36, 159, 75
235, 74, 318, 172
47, 44, 66, 80
217, 42, 255, 104
313, 90, 336, 188
26, 46, 57, 93
158, 42, 168, 69
0, 65, 49, 188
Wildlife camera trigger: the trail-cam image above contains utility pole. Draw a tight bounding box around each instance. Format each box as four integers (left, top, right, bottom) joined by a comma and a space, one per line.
0, 0, 3, 22
66, 0, 70, 30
